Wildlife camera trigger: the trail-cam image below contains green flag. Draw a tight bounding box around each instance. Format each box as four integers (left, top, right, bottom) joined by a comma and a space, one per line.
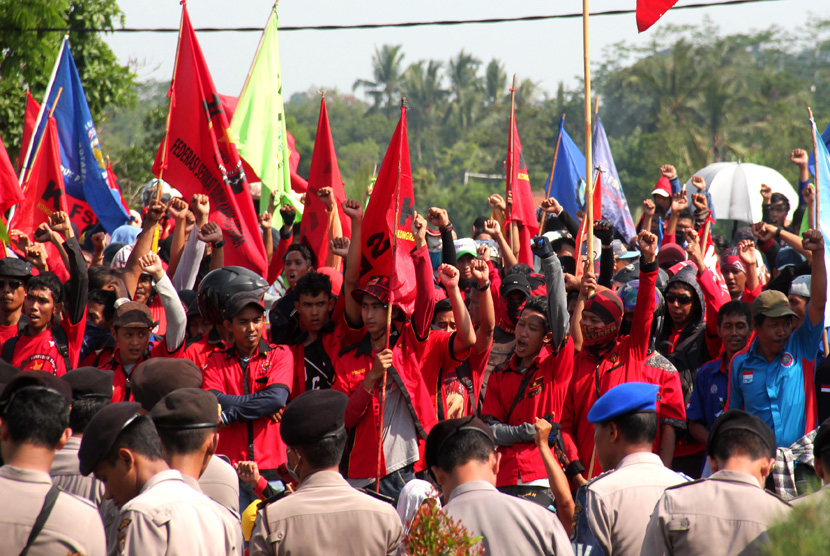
230, 5, 300, 227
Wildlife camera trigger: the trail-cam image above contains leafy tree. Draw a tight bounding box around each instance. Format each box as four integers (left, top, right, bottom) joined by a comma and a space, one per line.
353, 44, 406, 119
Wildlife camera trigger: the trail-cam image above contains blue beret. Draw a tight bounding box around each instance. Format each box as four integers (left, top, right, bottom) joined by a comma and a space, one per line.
587, 382, 659, 424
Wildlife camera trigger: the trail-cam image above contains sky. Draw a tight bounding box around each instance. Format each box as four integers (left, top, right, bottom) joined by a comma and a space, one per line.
105, 0, 829, 102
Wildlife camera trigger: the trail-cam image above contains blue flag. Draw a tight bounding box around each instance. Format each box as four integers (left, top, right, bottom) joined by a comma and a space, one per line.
544, 116, 586, 218
593, 115, 636, 241
811, 117, 830, 324
808, 120, 830, 179
26, 39, 129, 233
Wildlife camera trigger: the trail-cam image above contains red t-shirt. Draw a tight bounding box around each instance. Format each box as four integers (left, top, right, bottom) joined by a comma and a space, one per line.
0, 323, 19, 348
202, 343, 294, 472
100, 340, 181, 402
184, 330, 230, 371
481, 338, 574, 487
8, 317, 85, 377
420, 329, 471, 420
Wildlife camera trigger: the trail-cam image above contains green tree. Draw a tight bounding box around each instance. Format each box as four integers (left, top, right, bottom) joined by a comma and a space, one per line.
353, 44, 406, 119
401, 60, 448, 166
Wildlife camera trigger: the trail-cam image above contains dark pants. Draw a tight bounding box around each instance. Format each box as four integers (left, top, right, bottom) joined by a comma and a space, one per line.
365, 463, 416, 506
498, 484, 556, 511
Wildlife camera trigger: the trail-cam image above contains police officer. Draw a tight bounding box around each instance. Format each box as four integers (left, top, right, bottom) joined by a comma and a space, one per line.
78, 401, 242, 555
150, 388, 244, 553
0, 371, 106, 555
640, 409, 791, 556
571, 382, 687, 556
427, 416, 574, 556
249, 389, 403, 556
131, 357, 240, 517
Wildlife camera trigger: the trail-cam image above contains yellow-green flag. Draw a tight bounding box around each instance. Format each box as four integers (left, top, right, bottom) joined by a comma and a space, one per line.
230, 5, 300, 226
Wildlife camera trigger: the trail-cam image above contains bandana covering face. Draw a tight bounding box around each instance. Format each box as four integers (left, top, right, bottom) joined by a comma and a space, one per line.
580, 321, 620, 347
502, 298, 526, 327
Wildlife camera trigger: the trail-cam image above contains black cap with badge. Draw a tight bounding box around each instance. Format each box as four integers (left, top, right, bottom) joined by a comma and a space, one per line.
280, 389, 348, 447
150, 388, 219, 430
707, 409, 777, 459
499, 274, 531, 298
78, 401, 142, 476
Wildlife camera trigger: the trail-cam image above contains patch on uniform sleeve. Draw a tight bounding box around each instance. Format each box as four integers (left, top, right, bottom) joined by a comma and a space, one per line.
118, 518, 131, 532
527, 375, 544, 398
118, 518, 131, 551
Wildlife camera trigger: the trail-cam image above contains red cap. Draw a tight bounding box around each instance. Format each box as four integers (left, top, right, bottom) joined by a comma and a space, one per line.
316, 267, 343, 297
651, 176, 672, 198
352, 276, 390, 306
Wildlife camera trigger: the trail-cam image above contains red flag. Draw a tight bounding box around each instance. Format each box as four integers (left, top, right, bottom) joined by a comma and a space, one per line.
106, 162, 131, 214
574, 173, 603, 278
360, 103, 416, 316
299, 97, 351, 269
506, 103, 540, 265
152, 6, 267, 276
0, 135, 25, 215
636, 0, 680, 33
18, 90, 41, 172
10, 118, 69, 279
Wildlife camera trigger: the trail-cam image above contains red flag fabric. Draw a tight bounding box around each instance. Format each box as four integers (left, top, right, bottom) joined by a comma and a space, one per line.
152, 6, 267, 276
18, 90, 41, 172
506, 104, 540, 265
359, 104, 416, 316
636, 0, 680, 33
574, 173, 603, 278
299, 97, 351, 269
10, 118, 69, 280
0, 135, 25, 215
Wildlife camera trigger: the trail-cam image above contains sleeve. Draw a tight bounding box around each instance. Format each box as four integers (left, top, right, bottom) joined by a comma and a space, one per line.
248, 512, 272, 555
659, 368, 688, 429
411, 245, 436, 339
599, 245, 614, 288
583, 490, 614, 556
215, 388, 288, 424
742, 282, 762, 305
726, 354, 744, 411
789, 204, 806, 234
172, 225, 206, 290
441, 226, 456, 266
202, 354, 226, 392
267, 347, 294, 390
560, 372, 582, 467
119, 511, 167, 556
629, 258, 658, 360
342, 384, 374, 429
557, 209, 581, 238
266, 233, 291, 284
639, 498, 670, 556
153, 274, 186, 353
486, 418, 536, 446
63, 237, 88, 325
480, 371, 506, 422
540, 251, 569, 351
792, 313, 824, 359
685, 367, 709, 424
670, 176, 681, 195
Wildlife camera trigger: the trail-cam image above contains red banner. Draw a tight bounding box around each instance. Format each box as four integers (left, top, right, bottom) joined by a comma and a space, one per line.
299, 97, 351, 270
152, 5, 267, 276
18, 90, 40, 172
360, 104, 416, 316
636, 0, 680, 32
0, 136, 25, 216
506, 103, 539, 265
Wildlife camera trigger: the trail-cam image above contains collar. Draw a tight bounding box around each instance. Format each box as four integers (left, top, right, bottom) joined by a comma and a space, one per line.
61, 436, 82, 451
355, 328, 400, 357
294, 320, 336, 346
616, 451, 665, 470
506, 349, 546, 374
298, 469, 349, 490
179, 474, 202, 492
0, 465, 52, 484
227, 338, 271, 358
708, 469, 764, 489
447, 480, 498, 503
138, 469, 185, 495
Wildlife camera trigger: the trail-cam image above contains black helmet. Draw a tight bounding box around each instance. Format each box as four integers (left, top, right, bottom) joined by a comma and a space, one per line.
197, 267, 268, 324
612, 261, 669, 291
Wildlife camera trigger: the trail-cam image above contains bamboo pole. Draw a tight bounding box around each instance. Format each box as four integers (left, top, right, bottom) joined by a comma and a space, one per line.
583, 0, 594, 274
540, 114, 565, 232
507, 74, 519, 256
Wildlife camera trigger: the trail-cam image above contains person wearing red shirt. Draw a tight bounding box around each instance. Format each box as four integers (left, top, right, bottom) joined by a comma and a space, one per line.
333, 203, 436, 504
202, 291, 294, 509
0, 258, 30, 347
2, 212, 87, 376
562, 230, 686, 485
481, 235, 572, 508
99, 252, 186, 402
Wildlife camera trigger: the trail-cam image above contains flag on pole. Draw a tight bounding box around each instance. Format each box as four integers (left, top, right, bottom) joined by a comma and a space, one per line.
593, 115, 636, 241
11, 118, 70, 280
574, 173, 603, 278
808, 120, 830, 178
360, 103, 417, 316
229, 5, 299, 227
152, 4, 268, 276
18, 91, 41, 172
106, 162, 131, 215
0, 136, 25, 216
636, 0, 681, 33
299, 96, 351, 269
810, 116, 830, 324
544, 118, 587, 219
506, 104, 539, 265
24, 39, 130, 233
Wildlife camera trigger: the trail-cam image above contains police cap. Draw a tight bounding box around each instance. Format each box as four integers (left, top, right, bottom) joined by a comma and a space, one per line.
280, 389, 348, 446
78, 401, 142, 476
132, 358, 203, 412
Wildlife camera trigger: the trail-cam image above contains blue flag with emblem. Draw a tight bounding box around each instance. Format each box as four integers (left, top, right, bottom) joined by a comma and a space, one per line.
593, 115, 636, 241
24, 39, 129, 233
544, 116, 586, 219
811, 117, 830, 324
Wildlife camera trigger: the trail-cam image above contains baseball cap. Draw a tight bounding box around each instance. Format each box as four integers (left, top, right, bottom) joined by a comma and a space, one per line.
499, 274, 531, 298
0, 258, 32, 278
657, 243, 686, 269
352, 275, 390, 306
223, 291, 266, 321
113, 301, 158, 329
751, 290, 797, 319
651, 176, 672, 198
612, 239, 640, 260
776, 247, 805, 271
789, 275, 811, 299
454, 238, 477, 260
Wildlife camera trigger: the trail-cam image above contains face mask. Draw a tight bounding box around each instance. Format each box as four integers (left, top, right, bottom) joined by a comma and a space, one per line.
83, 323, 112, 352
429, 251, 442, 271
287, 449, 302, 482
580, 322, 619, 347
503, 299, 525, 326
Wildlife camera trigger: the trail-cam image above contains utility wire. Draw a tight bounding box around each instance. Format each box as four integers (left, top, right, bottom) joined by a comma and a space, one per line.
0, 0, 782, 34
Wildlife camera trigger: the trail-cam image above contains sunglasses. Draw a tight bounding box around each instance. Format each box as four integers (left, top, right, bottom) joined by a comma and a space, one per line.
0, 279, 23, 290
666, 293, 693, 305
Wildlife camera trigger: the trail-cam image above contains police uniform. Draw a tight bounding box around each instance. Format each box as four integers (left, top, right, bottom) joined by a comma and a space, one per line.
571, 383, 687, 556
78, 402, 242, 556
640, 410, 791, 556
426, 416, 574, 556
0, 371, 106, 555
249, 390, 403, 556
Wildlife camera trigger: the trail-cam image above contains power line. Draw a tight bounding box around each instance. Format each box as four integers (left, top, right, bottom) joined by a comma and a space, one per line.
0, 0, 782, 34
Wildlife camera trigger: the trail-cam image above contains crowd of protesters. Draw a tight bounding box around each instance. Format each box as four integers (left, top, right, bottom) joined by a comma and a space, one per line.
2, 149, 830, 556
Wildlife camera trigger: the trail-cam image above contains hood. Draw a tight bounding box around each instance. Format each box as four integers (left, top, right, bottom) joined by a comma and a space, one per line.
665, 265, 705, 326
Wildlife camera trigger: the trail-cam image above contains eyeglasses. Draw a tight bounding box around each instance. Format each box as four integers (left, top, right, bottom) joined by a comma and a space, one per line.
665, 293, 693, 305
0, 279, 22, 290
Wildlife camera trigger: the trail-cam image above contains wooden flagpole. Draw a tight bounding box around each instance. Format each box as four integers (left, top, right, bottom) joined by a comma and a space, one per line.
375, 98, 406, 491
540, 114, 565, 232
583, 0, 595, 273
808, 107, 828, 357
507, 74, 519, 256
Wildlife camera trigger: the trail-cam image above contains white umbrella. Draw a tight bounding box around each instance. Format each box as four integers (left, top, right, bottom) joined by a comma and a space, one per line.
682, 162, 798, 224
